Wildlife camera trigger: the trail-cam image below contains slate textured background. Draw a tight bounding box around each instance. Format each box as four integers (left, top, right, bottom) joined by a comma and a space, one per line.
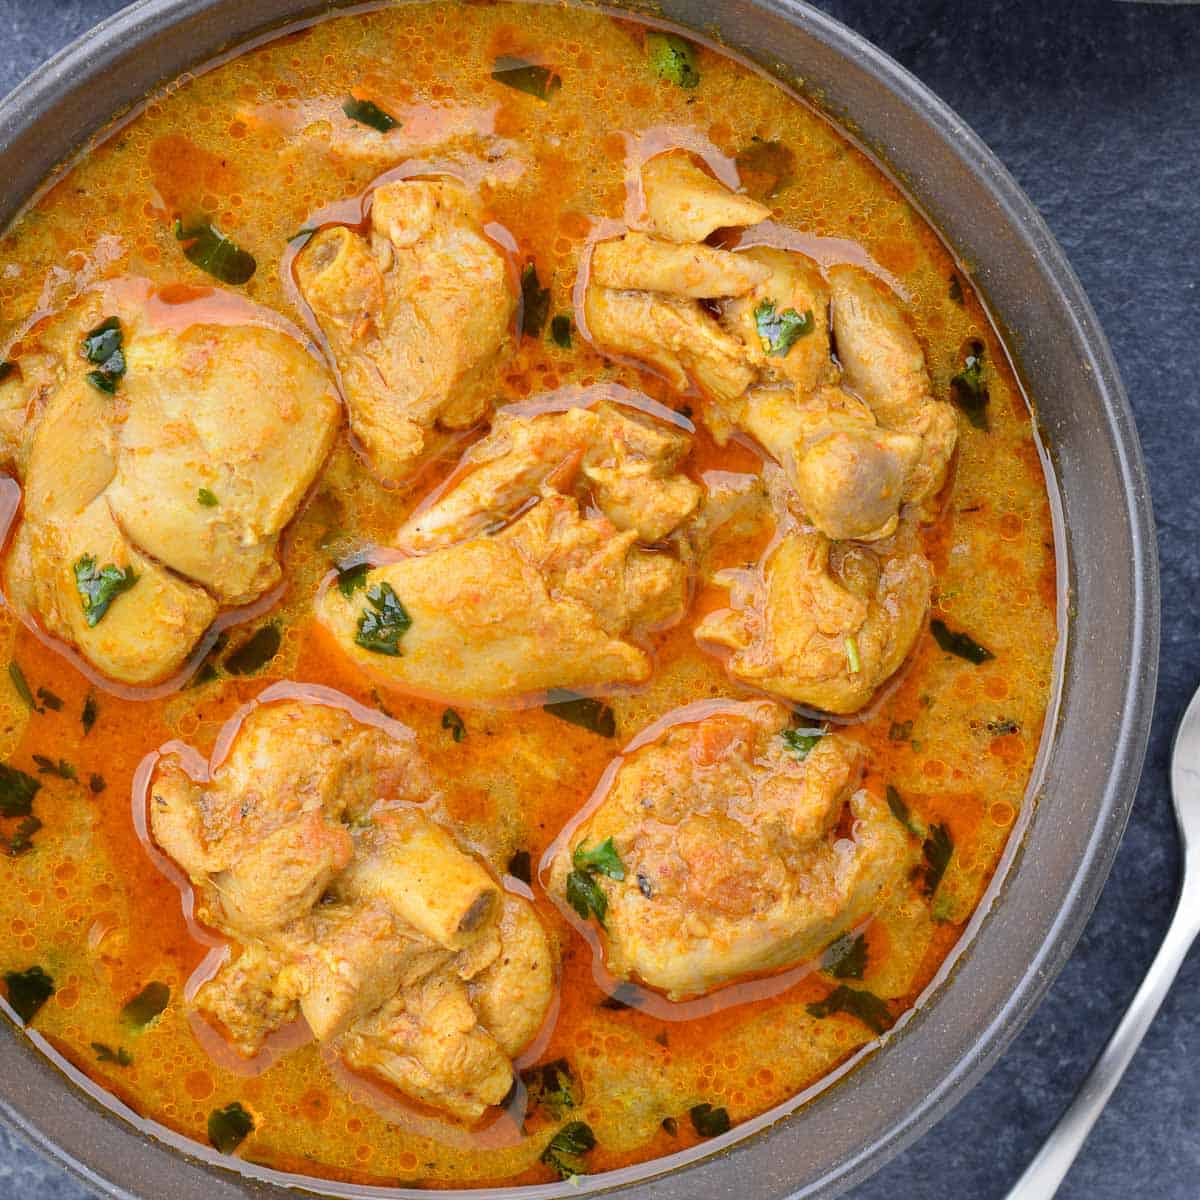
0, 0, 1195, 1197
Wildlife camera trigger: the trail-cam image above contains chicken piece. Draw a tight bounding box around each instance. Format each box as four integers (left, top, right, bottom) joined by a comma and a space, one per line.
343, 967, 516, 1121
194, 942, 298, 1056
641, 151, 771, 243
735, 386, 922, 542
695, 516, 931, 715
321, 490, 686, 704
468, 893, 555, 1057
584, 286, 756, 402
399, 399, 701, 550
150, 698, 427, 934
550, 701, 912, 997
590, 231, 770, 298
295, 179, 515, 484
2, 282, 339, 685
336, 807, 501, 951
106, 324, 338, 604
828, 265, 958, 503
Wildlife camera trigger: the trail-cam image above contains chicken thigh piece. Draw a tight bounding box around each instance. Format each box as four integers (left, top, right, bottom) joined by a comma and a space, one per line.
549, 701, 912, 998
0, 280, 340, 686
640, 151, 772, 243
149, 694, 556, 1119
295, 179, 516, 485
695, 507, 931, 715
320, 490, 687, 704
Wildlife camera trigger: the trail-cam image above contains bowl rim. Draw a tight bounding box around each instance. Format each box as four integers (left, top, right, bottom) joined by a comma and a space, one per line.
0, 1, 1160, 1198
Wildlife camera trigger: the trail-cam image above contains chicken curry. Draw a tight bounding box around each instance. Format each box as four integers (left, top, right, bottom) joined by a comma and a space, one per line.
0, 1, 1059, 1191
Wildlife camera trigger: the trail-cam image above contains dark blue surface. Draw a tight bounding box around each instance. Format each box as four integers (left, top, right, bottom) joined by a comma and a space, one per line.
0, 1, 1196, 1197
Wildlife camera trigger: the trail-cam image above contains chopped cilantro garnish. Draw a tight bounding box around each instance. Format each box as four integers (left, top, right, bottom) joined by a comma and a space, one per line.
922, 823, 954, 897
930, 618, 994, 664
520, 262, 551, 340
521, 1058, 580, 1119
754, 299, 814, 356
0, 765, 39, 817
81, 316, 126, 393
3, 815, 42, 856
208, 1101, 254, 1154
781, 726, 823, 760
885, 784, 923, 837
565, 868, 608, 927
121, 981, 170, 1029
550, 314, 572, 348
807, 984, 894, 1034
197, 487, 218, 507
355, 583, 411, 656
540, 1120, 595, 1179
646, 32, 700, 89
174, 218, 256, 285
73, 555, 137, 627
224, 624, 281, 675
822, 932, 868, 980
573, 837, 624, 880
689, 1102, 731, 1137
4, 965, 54, 1022
33, 755, 76, 781
341, 96, 399, 132
92, 1042, 132, 1067
950, 340, 989, 429
335, 560, 369, 598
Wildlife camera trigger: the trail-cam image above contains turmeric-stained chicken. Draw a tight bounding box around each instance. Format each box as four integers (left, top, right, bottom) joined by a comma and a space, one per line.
584, 150, 957, 541
695, 469, 931, 714
318, 395, 700, 703
549, 700, 912, 997
149, 696, 554, 1121
295, 178, 516, 485
0, 280, 338, 685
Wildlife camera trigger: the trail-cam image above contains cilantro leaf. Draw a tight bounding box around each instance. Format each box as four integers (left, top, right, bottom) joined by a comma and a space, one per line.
781, 726, 824, 759
922, 823, 954, 897
224, 624, 281, 675
0, 764, 40, 817
4, 965, 54, 1022
174, 218, 256, 285
807, 984, 894, 1034
342, 96, 399, 132
197, 487, 218, 507
754, 299, 814, 356
565, 868, 608, 927
354, 583, 411, 656
885, 784, 923, 837
208, 1101, 254, 1154
950, 340, 989, 429
81, 316, 126, 393
573, 837, 624, 880
550, 314, 572, 348
92, 1042, 132, 1067
121, 980, 170, 1028
441, 707, 466, 742
73, 555, 138, 627
33, 756, 77, 781
822, 932, 867, 980
521, 1058, 580, 1119
646, 32, 700, 89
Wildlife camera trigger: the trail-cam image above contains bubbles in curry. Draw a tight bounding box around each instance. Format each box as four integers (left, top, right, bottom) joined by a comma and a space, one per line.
0, 1, 1058, 1190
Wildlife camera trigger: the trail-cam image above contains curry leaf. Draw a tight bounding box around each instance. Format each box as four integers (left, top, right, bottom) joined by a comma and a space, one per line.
930, 618, 994, 664
492, 56, 561, 101
647, 32, 700, 89
885, 784, 923, 837
807, 984, 894, 1034
174, 218, 257, 286
441, 708, 466, 742
689, 1102, 731, 1137
950, 341, 989, 430
341, 96, 399, 132
121, 981, 170, 1028
520, 262, 551, 340
573, 837, 625, 880
540, 1120, 595, 1179
355, 583, 411, 656
4, 965, 54, 1023
0, 765, 40, 817
224, 624, 281, 675
922, 823, 953, 897
73, 555, 138, 627
521, 1058, 580, 1119
781, 727, 823, 760
566, 868, 608, 927
208, 1101, 254, 1154
822, 932, 867, 980
754, 299, 814, 356
3, 815, 42, 856
543, 690, 616, 737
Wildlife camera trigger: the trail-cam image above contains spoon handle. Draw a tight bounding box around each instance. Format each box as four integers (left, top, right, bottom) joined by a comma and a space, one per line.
1003, 897, 1200, 1199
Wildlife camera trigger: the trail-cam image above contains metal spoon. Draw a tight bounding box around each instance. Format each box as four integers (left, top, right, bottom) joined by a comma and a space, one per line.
1004, 684, 1200, 1198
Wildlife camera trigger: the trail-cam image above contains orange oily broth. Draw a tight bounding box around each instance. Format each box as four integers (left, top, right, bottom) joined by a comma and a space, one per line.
0, 0, 1057, 1187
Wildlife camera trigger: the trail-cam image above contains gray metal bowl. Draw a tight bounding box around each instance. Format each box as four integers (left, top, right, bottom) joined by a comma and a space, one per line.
0, 2, 1159, 1198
